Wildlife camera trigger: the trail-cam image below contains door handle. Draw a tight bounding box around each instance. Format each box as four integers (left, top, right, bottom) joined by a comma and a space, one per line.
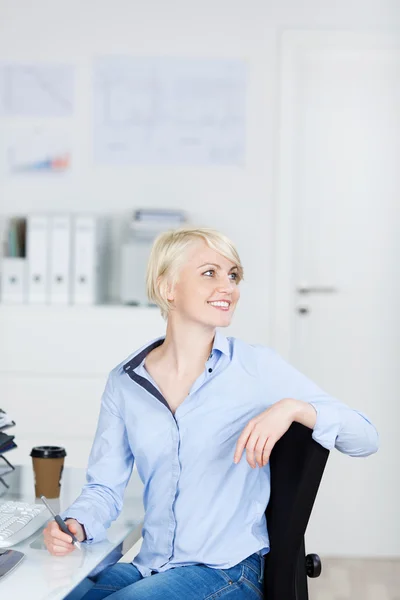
297, 285, 338, 294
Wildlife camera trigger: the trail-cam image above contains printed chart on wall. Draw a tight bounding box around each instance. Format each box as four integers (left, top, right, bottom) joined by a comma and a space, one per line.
93, 57, 247, 166
0, 64, 74, 117
6, 127, 71, 174
0, 64, 74, 176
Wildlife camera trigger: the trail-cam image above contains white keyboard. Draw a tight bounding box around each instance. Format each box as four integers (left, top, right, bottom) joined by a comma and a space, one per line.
0, 501, 49, 547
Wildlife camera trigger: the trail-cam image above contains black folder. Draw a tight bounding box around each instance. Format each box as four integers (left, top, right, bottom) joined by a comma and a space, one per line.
0, 432, 16, 454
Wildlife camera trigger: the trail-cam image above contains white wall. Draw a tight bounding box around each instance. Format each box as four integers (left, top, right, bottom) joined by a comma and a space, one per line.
1, 0, 399, 341
1, 0, 398, 555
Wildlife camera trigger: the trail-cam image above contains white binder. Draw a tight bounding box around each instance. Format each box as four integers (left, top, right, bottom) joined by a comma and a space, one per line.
72, 216, 108, 305
49, 215, 72, 304
0, 258, 27, 304
27, 215, 50, 304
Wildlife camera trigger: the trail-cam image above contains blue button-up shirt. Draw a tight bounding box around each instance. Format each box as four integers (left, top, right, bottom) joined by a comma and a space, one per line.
61, 330, 379, 577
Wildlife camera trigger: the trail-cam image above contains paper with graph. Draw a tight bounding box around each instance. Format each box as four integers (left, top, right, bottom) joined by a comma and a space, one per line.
0, 64, 74, 117
93, 57, 247, 165
7, 126, 71, 174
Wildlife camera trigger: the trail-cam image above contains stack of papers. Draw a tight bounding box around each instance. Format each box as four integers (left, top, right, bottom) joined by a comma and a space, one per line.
0, 409, 15, 432
0, 410, 17, 482
130, 209, 186, 237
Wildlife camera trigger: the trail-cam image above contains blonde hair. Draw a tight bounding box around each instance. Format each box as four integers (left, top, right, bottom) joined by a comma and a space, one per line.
146, 227, 244, 320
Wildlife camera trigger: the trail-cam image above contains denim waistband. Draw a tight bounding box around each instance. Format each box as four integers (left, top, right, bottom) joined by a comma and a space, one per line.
245, 551, 266, 584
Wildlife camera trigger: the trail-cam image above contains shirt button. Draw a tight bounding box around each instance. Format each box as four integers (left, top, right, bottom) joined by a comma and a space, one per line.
208, 368, 213, 373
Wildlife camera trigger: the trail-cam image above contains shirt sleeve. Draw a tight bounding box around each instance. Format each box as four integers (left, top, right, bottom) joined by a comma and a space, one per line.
257, 347, 379, 457
60, 370, 135, 543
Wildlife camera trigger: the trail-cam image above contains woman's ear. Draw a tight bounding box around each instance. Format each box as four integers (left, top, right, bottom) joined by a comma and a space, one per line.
158, 275, 174, 303
166, 279, 175, 302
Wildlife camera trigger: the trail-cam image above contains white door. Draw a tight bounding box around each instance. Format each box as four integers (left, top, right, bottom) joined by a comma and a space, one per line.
274, 32, 400, 557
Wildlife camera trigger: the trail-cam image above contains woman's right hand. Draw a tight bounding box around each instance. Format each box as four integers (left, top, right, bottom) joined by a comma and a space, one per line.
43, 518, 86, 556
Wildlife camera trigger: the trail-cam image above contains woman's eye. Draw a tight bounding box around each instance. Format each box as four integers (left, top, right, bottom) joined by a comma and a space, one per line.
203, 270, 238, 281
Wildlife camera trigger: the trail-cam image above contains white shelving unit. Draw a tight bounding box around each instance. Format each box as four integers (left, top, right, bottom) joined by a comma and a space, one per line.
0, 305, 165, 467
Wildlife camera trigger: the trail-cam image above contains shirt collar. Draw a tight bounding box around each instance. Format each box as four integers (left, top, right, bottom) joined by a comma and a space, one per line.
123, 329, 230, 374
123, 337, 164, 373
211, 328, 230, 358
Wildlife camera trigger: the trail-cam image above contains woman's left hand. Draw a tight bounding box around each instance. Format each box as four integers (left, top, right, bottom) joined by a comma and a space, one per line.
233, 398, 299, 468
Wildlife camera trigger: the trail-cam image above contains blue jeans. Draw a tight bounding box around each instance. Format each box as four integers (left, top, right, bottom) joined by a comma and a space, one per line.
76, 552, 265, 599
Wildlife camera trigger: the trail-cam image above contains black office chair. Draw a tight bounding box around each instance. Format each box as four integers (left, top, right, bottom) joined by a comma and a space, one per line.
264, 421, 330, 600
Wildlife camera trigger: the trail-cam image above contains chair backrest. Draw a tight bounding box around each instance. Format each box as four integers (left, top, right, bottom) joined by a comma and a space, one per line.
264, 422, 330, 600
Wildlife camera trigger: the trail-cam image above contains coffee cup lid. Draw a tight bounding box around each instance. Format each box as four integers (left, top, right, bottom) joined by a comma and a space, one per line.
30, 446, 67, 459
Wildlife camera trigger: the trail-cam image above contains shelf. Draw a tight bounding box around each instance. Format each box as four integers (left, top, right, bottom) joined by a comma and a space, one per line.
0, 304, 166, 376
0, 303, 159, 313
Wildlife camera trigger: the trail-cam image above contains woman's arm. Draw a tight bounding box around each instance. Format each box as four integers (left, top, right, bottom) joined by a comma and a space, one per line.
257, 347, 379, 457
60, 370, 135, 543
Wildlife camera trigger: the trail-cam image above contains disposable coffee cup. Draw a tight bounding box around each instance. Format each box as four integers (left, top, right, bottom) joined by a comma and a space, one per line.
30, 446, 67, 499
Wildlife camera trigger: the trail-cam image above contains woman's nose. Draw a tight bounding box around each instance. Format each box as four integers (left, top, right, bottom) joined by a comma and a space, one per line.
215, 275, 235, 292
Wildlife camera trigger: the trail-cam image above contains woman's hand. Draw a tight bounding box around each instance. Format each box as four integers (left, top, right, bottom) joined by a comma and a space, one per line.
43, 518, 86, 556
233, 398, 315, 468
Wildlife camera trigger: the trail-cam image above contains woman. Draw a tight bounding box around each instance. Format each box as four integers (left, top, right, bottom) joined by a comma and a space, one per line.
43, 227, 379, 599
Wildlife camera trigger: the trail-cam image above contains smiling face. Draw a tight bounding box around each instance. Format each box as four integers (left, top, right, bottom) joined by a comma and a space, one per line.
166, 239, 241, 328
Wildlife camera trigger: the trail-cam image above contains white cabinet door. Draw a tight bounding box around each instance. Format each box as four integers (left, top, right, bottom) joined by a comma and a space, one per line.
275, 32, 400, 557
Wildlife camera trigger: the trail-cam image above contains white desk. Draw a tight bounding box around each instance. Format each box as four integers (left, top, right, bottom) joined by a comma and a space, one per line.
0, 465, 144, 599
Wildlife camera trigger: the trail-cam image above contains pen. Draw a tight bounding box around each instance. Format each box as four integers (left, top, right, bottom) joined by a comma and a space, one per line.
40, 495, 81, 550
